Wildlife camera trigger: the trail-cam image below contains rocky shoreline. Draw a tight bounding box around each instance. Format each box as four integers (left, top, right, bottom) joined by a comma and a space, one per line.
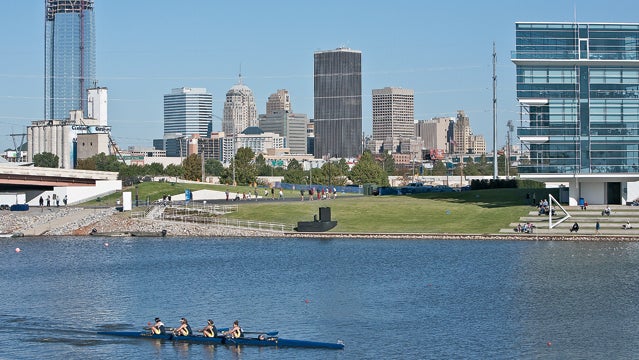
0, 207, 274, 238
2, 206, 638, 241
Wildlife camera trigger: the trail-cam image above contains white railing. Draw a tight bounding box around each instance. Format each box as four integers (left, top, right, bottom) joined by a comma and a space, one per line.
159, 207, 292, 232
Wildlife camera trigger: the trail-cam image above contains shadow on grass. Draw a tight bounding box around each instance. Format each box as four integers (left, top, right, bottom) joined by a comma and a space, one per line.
406, 188, 560, 208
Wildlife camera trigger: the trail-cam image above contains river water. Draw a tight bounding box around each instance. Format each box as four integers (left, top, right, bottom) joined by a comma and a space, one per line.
0, 237, 637, 359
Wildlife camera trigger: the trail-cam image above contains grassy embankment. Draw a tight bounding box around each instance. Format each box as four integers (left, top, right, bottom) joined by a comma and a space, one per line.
224, 188, 553, 234
86, 183, 554, 234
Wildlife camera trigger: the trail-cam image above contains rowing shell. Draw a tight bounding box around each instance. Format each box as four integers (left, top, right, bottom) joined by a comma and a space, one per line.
98, 331, 344, 350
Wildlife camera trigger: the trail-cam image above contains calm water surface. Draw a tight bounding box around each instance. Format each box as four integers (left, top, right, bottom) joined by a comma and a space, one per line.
0, 237, 637, 359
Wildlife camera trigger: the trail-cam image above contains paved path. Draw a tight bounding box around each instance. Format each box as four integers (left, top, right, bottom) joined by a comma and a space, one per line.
21, 208, 98, 236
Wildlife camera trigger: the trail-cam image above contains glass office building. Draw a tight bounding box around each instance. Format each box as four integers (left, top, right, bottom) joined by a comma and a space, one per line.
314, 48, 362, 159
164, 87, 213, 136
513, 22, 639, 205
45, 0, 96, 121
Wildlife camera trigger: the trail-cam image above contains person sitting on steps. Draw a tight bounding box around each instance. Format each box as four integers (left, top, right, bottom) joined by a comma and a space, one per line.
570, 222, 579, 233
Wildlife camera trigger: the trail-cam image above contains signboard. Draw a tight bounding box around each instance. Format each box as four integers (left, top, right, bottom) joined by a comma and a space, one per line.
122, 192, 132, 211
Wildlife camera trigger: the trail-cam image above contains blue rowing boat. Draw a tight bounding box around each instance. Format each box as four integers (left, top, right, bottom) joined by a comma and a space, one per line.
97, 331, 344, 350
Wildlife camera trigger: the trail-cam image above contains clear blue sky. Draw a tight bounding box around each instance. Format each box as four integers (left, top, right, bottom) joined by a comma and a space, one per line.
2, 0, 639, 153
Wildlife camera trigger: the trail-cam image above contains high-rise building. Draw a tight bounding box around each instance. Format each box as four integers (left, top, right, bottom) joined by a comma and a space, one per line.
453, 110, 472, 154
372, 87, 415, 141
163, 87, 212, 137
415, 117, 454, 152
223, 77, 258, 136
314, 47, 362, 159
45, 0, 96, 121
266, 89, 291, 114
513, 22, 639, 205
259, 89, 307, 154
259, 111, 308, 154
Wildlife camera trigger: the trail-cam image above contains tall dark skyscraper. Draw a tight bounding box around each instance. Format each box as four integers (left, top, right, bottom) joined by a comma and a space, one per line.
314, 47, 362, 158
44, 0, 96, 121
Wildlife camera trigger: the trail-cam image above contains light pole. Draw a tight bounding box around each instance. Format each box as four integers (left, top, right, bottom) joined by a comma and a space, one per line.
412, 155, 416, 181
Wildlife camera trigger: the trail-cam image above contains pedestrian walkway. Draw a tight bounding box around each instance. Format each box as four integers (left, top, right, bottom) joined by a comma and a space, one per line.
21, 208, 97, 236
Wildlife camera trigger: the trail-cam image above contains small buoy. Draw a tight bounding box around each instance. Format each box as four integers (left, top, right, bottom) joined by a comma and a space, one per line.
304, 299, 310, 304
547, 341, 552, 347
15, 247, 21, 253
104, 242, 109, 247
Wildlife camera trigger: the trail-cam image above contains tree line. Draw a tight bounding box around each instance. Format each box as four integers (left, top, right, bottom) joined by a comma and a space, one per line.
31, 149, 516, 187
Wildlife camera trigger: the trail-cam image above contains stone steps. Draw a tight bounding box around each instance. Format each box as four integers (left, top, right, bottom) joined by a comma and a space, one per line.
500, 205, 639, 236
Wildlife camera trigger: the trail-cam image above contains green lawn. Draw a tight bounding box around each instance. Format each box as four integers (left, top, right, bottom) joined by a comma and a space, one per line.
224, 188, 555, 234
86, 182, 553, 234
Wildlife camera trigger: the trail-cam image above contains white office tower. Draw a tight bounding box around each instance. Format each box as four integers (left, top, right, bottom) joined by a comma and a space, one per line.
87, 87, 108, 125
372, 87, 415, 141
223, 76, 258, 136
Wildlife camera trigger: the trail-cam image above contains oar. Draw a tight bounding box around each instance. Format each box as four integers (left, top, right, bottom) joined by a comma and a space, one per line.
244, 331, 278, 337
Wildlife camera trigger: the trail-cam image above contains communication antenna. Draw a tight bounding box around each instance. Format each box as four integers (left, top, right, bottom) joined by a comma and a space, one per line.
492, 42, 498, 179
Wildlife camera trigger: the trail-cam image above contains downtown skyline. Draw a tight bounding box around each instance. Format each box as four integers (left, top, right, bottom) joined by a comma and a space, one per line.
2, 0, 639, 153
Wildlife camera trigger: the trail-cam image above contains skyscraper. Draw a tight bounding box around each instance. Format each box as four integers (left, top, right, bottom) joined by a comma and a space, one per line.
513, 22, 639, 205
163, 87, 213, 137
314, 47, 362, 159
266, 89, 291, 114
223, 77, 258, 136
45, 0, 96, 121
259, 89, 308, 154
372, 87, 415, 141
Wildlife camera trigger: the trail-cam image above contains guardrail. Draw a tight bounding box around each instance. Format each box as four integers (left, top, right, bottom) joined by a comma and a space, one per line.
159, 206, 291, 232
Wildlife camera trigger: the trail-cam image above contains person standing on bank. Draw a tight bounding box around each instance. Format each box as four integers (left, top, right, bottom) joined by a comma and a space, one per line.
595, 220, 601, 235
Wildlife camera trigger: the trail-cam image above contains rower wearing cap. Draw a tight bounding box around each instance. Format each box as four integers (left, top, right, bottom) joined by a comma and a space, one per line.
227, 320, 243, 338
201, 319, 217, 338
173, 317, 193, 336
150, 317, 165, 335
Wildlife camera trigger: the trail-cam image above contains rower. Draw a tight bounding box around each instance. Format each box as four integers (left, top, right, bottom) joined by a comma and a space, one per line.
150, 317, 165, 335
201, 319, 217, 338
227, 320, 243, 338
173, 317, 192, 336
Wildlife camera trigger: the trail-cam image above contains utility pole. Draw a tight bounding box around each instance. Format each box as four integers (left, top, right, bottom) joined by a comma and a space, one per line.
492, 42, 498, 179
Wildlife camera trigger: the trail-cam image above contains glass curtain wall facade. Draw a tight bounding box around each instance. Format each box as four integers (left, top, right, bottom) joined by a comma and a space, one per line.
164, 88, 213, 136
314, 48, 362, 159
45, 0, 96, 121
513, 22, 639, 174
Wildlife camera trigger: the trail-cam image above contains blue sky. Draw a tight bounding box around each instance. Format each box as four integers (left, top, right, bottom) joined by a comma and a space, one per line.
2, 0, 639, 153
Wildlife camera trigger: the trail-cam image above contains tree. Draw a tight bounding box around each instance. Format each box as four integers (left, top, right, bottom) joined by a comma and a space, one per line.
95, 153, 123, 172
254, 154, 271, 176
33, 152, 59, 168
320, 161, 347, 185
182, 154, 202, 181
221, 147, 257, 185
205, 159, 224, 176
283, 159, 306, 184
349, 151, 389, 186
145, 163, 164, 176
379, 152, 395, 175
456, 157, 479, 176
76, 157, 96, 170
432, 160, 447, 176
165, 164, 184, 178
